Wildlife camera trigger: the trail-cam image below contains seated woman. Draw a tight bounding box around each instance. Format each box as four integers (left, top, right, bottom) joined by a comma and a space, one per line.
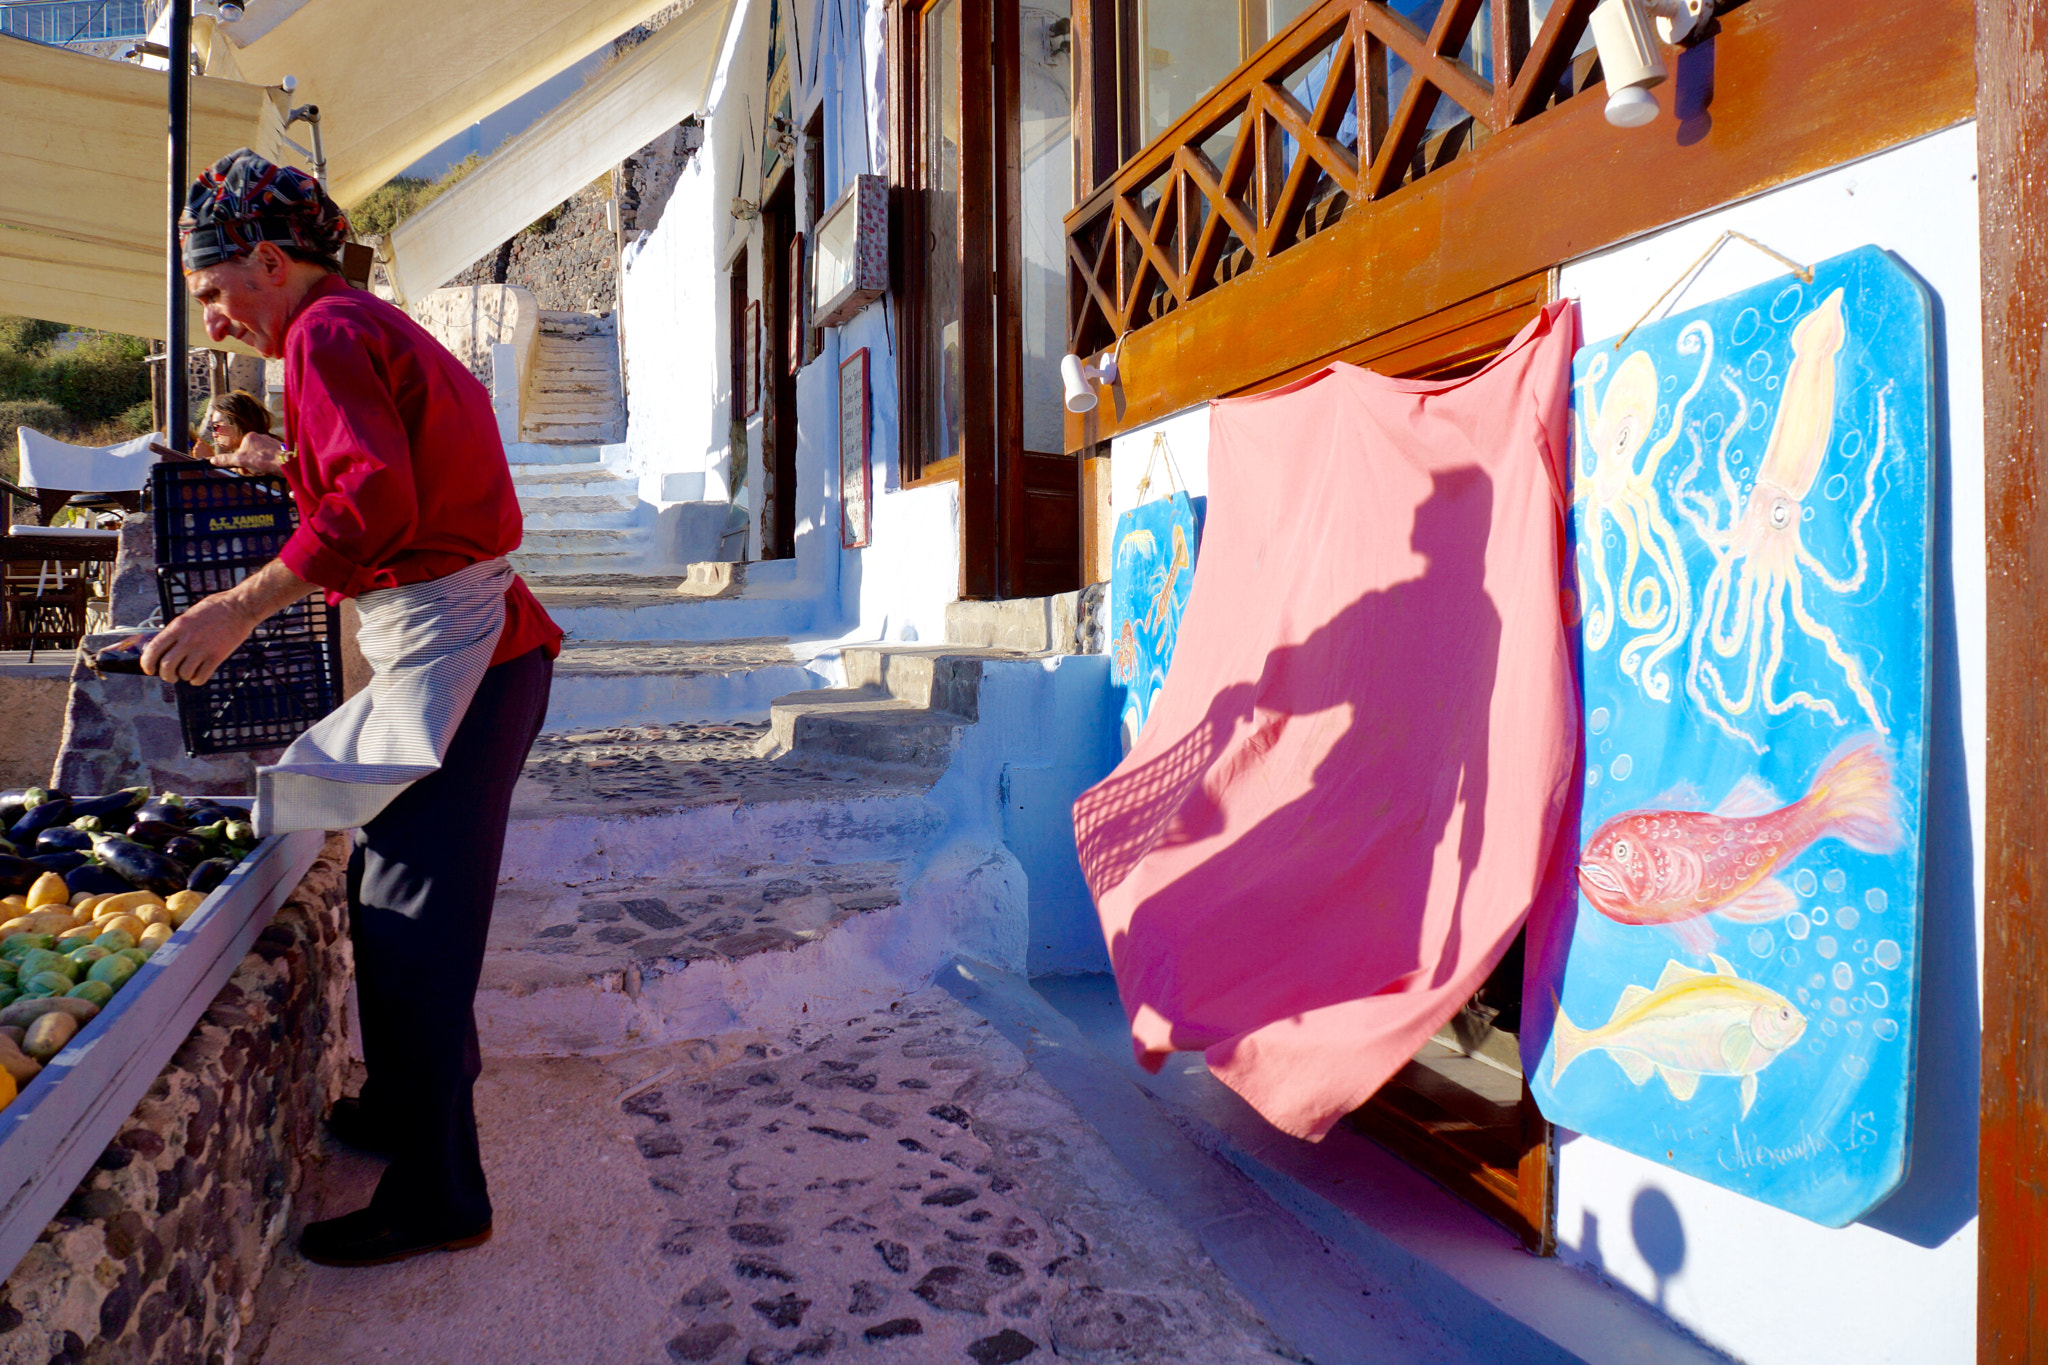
197, 390, 290, 475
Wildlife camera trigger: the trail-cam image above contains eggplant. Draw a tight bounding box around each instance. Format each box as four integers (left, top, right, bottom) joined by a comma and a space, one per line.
19, 788, 61, 811
163, 836, 210, 867
65, 789, 148, 826
133, 796, 188, 828
225, 821, 255, 845
7, 798, 73, 845
69, 816, 101, 835
0, 791, 27, 829
185, 858, 234, 895
186, 821, 230, 846
123, 820, 187, 850
89, 835, 187, 896
64, 863, 134, 896
0, 856, 41, 897
34, 828, 93, 855
28, 852, 87, 876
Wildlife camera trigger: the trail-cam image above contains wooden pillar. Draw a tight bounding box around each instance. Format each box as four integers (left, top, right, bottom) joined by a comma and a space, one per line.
1977, 0, 2048, 1355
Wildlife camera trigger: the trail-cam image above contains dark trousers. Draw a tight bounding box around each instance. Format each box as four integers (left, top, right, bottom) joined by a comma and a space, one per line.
345, 646, 552, 1228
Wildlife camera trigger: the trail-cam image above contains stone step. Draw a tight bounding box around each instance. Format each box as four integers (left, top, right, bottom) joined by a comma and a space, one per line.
767, 691, 968, 776
518, 495, 642, 531
521, 526, 646, 553
521, 420, 625, 445
510, 465, 634, 489
503, 442, 605, 467
839, 644, 1035, 718
526, 570, 821, 642
544, 637, 829, 729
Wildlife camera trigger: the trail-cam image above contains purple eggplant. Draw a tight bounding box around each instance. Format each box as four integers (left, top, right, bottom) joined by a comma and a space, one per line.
65, 863, 134, 896
88, 835, 186, 896
185, 858, 234, 895
8, 797, 73, 845
34, 827, 92, 855
133, 797, 189, 828
0, 856, 41, 896
162, 836, 210, 867
29, 851, 87, 876
123, 820, 186, 849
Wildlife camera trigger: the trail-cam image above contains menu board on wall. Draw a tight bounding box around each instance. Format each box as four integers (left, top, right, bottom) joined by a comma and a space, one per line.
839, 348, 870, 548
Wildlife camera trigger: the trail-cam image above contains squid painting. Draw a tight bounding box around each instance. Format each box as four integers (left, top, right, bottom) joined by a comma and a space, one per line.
1572, 322, 1713, 704
1675, 289, 1893, 752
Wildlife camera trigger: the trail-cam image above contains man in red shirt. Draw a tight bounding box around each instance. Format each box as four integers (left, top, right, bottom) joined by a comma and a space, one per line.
146, 150, 561, 1266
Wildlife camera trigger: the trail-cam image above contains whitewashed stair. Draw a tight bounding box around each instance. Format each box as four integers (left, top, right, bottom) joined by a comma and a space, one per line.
520, 310, 624, 445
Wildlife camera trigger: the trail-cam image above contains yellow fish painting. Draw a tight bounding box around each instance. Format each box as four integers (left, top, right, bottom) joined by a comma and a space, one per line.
1552, 955, 1806, 1117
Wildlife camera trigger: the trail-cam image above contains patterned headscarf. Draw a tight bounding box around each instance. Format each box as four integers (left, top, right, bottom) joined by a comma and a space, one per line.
180, 148, 350, 272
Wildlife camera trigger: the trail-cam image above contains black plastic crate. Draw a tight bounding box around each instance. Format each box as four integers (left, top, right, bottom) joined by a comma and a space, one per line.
151, 461, 297, 565
150, 464, 344, 755
157, 557, 344, 754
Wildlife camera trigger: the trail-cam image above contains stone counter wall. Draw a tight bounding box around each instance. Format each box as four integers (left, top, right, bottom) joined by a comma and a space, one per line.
0, 834, 354, 1365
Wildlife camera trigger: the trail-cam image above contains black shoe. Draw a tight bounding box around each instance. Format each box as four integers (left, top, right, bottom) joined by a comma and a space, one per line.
325, 1096, 395, 1156
299, 1206, 493, 1267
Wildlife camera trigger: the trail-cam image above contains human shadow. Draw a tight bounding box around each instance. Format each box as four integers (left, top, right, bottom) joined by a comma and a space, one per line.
1081, 466, 1500, 1052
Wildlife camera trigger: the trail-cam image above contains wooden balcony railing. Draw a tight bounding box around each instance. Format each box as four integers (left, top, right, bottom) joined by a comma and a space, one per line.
1065, 0, 1599, 358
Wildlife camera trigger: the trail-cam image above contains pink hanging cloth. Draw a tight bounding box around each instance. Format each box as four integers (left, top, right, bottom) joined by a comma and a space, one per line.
1074, 301, 1580, 1140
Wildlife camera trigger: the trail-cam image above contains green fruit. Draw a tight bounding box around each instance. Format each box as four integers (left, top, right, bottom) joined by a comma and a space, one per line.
0, 960, 19, 985
115, 947, 148, 967
85, 954, 136, 989
15, 949, 76, 983
66, 945, 109, 969
22, 970, 73, 996
0, 988, 19, 1009
92, 929, 136, 953
0, 934, 55, 961
65, 980, 113, 1006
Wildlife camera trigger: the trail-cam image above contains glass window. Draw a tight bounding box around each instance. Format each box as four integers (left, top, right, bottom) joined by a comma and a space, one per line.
1019, 0, 1074, 455
925, 0, 965, 466
1135, 0, 1244, 147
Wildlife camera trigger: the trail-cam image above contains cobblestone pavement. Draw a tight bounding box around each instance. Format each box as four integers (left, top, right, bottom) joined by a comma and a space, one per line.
485, 865, 907, 992
249, 990, 1295, 1365
553, 640, 799, 677
514, 724, 919, 817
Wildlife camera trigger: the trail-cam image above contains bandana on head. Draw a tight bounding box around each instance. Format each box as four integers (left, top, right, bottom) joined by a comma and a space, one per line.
180, 148, 350, 273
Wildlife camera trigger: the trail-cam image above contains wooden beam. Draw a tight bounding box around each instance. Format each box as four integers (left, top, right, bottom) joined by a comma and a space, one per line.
1978, 0, 2048, 1354
1065, 0, 1974, 449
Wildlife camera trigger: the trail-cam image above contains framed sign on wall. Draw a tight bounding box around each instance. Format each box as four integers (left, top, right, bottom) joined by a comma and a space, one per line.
839, 348, 871, 548
742, 300, 760, 418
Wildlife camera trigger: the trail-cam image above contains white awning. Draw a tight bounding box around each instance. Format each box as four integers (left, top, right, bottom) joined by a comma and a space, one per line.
222, 0, 685, 210
0, 36, 281, 345
382, 0, 745, 305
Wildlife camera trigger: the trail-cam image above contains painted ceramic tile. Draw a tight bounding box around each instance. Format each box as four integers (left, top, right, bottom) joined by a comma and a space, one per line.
1108, 492, 1201, 750
1530, 245, 1934, 1227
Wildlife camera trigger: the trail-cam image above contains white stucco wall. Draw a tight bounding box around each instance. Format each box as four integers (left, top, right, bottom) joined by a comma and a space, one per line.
618, 0, 960, 641
1550, 123, 1983, 1365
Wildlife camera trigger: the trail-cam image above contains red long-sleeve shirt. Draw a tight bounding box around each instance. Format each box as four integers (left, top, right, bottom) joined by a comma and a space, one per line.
277, 274, 560, 665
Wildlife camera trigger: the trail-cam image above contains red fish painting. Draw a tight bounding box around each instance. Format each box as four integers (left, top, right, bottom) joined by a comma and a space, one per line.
1577, 737, 1902, 952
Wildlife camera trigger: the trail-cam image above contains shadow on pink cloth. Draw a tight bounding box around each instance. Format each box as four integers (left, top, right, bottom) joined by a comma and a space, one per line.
1074, 301, 1582, 1140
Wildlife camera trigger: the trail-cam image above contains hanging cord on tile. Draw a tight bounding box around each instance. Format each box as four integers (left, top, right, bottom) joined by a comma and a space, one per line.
1134, 430, 1186, 503
1614, 231, 1815, 350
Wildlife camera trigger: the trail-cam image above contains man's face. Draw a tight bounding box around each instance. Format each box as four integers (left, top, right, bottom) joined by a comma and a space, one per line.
184, 244, 295, 357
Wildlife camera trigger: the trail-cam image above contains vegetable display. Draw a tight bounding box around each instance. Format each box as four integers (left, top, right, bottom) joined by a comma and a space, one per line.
0, 789, 260, 1109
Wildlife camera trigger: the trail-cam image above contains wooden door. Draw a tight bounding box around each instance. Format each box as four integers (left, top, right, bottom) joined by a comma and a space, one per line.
761, 179, 800, 560
898, 0, 1081, 598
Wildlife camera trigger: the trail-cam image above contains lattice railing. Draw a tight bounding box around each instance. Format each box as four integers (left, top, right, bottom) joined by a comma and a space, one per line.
1066, 0, 1600, 356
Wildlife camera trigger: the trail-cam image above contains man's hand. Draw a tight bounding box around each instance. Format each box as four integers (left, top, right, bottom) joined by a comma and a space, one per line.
142, 559, 319, 686
141, 593, 259, 686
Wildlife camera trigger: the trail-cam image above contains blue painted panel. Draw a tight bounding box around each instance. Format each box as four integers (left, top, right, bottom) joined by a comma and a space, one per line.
1529, 246, 1934, 1228
1108, 493, 1202, 750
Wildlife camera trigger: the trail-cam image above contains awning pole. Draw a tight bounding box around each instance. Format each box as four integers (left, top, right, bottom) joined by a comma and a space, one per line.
167, 0, 190, 452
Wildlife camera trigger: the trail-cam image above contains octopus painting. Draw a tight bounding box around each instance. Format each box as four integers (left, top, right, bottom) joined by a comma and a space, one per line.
1675, 289, 1893, 752
1573, 321, 1714, 703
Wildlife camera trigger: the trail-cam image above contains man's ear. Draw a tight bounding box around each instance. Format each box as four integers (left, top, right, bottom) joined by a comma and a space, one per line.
252, 241, 291, 285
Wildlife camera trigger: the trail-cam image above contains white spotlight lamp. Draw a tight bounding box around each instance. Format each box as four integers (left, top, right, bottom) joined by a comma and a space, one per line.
1061, 350, 1119, 414
1590, 0, 1710, 128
